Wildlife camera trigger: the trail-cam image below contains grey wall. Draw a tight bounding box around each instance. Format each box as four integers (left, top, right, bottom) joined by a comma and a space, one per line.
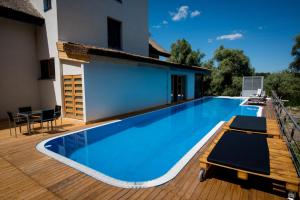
0, 18, 41, 119
83, 57, 195, 122
57, 0, 149, 56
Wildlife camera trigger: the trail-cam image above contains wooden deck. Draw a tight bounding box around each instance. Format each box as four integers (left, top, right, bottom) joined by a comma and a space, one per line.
0, 101, 292, 199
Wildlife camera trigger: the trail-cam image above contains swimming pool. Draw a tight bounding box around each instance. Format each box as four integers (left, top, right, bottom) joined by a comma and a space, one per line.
37, 97, 261, 188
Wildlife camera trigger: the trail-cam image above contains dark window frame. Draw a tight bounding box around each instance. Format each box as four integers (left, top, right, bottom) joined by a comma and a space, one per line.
171, 75, 187, 103
107, 17, 122, 50
43, 0, 52, 12
40, 58, 55, 80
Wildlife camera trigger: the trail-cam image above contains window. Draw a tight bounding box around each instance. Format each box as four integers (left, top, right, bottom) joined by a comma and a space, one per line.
40, 58, 55, 79
44, 0, 52, 11
171, 75, 186, 103
107, 17, 122, 50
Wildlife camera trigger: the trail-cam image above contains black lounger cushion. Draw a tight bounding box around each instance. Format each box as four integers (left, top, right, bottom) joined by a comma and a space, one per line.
207, 130, 270, 175
229, 115, 267, 133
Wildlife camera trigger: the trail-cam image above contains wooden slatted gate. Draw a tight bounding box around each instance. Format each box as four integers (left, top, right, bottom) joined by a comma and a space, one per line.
63, 75, 84, 120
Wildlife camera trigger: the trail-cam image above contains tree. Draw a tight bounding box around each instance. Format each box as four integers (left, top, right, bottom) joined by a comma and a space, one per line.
290, 34, 300, 73
168, 39, 205, 66
202, 59, 215, 69
202, 60, 215, 95
208, 46, 254, 96
265, 71, 300, 106
214, 45, 254, 76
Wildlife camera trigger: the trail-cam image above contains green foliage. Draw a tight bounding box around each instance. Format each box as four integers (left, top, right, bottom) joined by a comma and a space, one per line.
290, 34, 300, 73
214, 45, 254, 76
264, 71, 300, 106
202, 59, 214, 69
169, 39, 205, 66
168, 38, 300, 105
204, 46, 254, 96
254, 72, 271, 77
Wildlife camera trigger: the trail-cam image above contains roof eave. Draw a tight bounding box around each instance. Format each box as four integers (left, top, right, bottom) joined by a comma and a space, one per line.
0, 6, 44, 26
58, 41, 209, 73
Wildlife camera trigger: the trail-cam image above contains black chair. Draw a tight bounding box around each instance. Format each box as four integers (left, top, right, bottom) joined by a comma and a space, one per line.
7, 112, 28, 137
18, 106, 40, 130
54, 105, 62, 128
18, 106, 32, 113
37, 109, 55, 135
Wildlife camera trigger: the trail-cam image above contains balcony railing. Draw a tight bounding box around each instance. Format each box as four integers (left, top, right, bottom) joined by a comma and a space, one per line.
272, 90, 300, 175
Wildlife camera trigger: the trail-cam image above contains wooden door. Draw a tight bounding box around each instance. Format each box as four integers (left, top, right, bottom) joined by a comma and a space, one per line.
63, 75, 84, 120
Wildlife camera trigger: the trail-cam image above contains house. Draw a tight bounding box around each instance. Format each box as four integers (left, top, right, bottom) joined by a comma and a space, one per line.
0, 0, 209, 123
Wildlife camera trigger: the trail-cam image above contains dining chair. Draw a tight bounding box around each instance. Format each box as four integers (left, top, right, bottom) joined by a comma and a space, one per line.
37, 109, 55, 135
54, 105, 62, 128
7, 112, 28, 138
18, 106, 32, 113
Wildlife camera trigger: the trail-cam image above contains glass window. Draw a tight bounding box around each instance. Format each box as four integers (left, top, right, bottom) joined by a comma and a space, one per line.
40, 58, 55, 79
107, 17, 122, 50
44, 0, 52, 11
171, 75, 187, 103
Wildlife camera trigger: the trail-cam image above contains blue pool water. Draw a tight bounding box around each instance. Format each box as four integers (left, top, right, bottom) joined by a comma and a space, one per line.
41, 97, 259, 185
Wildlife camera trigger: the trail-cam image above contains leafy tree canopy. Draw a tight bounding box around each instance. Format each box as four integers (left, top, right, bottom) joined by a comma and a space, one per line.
265, 71, 300, 106
290, 34, 300, 73
214, 45, 254, 76
204, 46, 254, 96
168, 39, 205, 66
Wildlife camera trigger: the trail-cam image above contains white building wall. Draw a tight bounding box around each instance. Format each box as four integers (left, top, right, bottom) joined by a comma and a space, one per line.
62, 61, 83, 75
30, 0, 62, 109
83, 57, 196, 122
57, 0, 149, 56
0, 18, 41, 119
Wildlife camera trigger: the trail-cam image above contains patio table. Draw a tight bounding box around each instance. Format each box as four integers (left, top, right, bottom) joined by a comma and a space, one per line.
17, 110, 42, 134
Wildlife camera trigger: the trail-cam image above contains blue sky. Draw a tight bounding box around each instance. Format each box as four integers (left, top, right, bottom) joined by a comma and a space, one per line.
149, 0, 300, 72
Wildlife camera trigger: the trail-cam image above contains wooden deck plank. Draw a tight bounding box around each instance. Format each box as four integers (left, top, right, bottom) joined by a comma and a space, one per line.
0, 101, 289, 199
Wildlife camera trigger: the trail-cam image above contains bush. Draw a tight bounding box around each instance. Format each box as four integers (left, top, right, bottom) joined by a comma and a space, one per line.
265, 71, 300, 106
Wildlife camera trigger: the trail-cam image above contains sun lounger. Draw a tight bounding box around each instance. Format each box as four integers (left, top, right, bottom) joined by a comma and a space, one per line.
199, 129, 299, 199
207, 130, 270, 174
251, 88, 262, 97
247, 96, 267, 105
223, 115, 281, 138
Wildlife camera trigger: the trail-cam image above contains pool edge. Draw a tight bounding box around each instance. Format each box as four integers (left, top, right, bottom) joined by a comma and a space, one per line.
36, 96, 260, 188
36, 122, 225, 189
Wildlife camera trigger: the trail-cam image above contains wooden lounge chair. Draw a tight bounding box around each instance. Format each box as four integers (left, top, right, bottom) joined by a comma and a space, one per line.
247, 96, 267, 105
223, 115, 281, 138
199, 129, 299, 200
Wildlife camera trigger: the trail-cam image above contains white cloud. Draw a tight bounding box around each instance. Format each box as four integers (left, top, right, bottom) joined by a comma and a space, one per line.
233, 29, 244, 33
258, 26, 265, 30
216, 33, 243, 41
152, 25, 161, 29
170, 6, 189, 21
152, 20, 168, 29
208, 38, 213, 43
190, 10, 201, 18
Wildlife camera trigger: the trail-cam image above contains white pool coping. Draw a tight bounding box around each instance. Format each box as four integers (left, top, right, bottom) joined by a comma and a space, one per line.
36, 96, 262, 188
